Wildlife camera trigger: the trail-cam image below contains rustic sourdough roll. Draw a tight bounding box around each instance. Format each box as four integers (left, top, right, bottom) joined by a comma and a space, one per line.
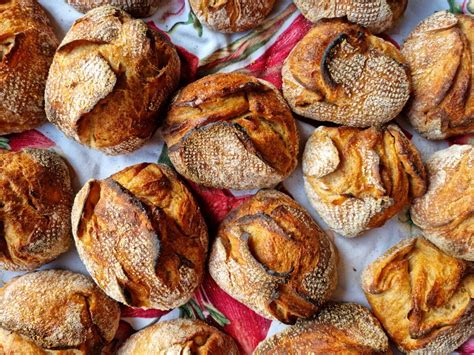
118, 319, 239, 354
189, 0, 276, 33
45, 5, 180, 155
303, 124, 426, 238
402, 11, 474, 139
293, 0, 408, 33
362, 237, 474, 354
209, 189, 337, 324
72, 163, 208, 310
282, 18, 411, 127
0, 149, 73, 271
0, 270, 120, 353
254, 303, 389, 354
0, 0, 59, 134
411, 145, 473, 261
162, 72, 299, 190
67, 0, 160, 17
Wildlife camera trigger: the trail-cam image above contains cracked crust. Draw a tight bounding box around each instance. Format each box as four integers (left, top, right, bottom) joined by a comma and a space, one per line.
209, 189, 337, 324
45, 5, 180, 155
71, 163, 208, 309
67, 0, 161, 17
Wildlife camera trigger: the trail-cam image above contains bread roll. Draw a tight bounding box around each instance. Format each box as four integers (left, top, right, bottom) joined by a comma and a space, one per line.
362, 237, 474, 354
0, 270, 120, 353
0, 0, 59, 134
254, 303, 389, 354
303, 124, 426, 238
282, 19, 411, 127
118, 319, 239, 354
189, 0, 276, 33
209, 189, 337, 324
162, 72, 299, 190
0, 149, 73, 271
67, 0, 160, 17
293, 0, 408, 33
45, 5, 180, 155
411, 145, 473, 261
402, 12, 474, 139
72, 163, 208, 310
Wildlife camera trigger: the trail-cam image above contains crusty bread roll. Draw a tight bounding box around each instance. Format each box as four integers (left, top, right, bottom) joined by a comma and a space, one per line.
118, 319, 239, 354
0, 270, 120, 353
72, 163, 208, 310
189, 0, 276, 33
402, 12, 474, 139
254, 303, 389, 354
411, 145, 473, 261
67, 0, 160, 17
0, 0, 59, 134
45, 5, 180, 155
362, 237, 474, 354
282, 18, 411, 127
162, 72, 299, 190
303, 124, 426, 238
0, 149, 73, 271
209, 189, 337, 324
293, 0, 408, 33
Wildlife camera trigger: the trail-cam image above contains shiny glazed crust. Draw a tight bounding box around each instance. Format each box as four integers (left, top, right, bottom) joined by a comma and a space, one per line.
67, 0, 161, 17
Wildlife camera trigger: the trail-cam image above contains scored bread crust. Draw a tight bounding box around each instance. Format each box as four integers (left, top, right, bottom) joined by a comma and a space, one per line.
0, 0, 59, 134
0, 149, 74, 271
71, 163, 208, 310
282, 18, 411, 127
67, 0, 160, 17
45, 5, 180, 155
209, 189, 337, 324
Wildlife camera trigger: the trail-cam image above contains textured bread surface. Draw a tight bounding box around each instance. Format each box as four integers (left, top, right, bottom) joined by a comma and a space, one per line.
282, 18, 411, 127
303, 124, 426, 238
0, 0, 59, 134
67, 0, 160, 17
0, 149, 73, 271
72, 163, 208, 309
118, 319, 239, 354
402, 12, 474, 139
162, 72, 299, 190
362, 237, 474, 353
209, 189, 337, 324
45, 5, 180, 155
0, 270, 120, 352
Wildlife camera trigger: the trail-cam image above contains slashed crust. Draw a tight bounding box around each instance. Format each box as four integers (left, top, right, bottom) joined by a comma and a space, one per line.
67, 0, 161, 18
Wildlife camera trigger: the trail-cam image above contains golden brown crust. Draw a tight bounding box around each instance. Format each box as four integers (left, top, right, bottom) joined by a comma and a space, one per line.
72, 163, 208, 309
0, 270, 120, 352
189, 0, 276, 33
67, 0, 160, 17
118, 319, 239, 354
45, 5, 180, 155
361, 237, 474, 353
0, 0, 59, 134
282, 18, 411, 127
0, 149, 73, 271
402, 12, 474, 139
162, 72, 299, 190
303, 124, 426, 238
411, 145, 473, 261
209, 189, 337, 324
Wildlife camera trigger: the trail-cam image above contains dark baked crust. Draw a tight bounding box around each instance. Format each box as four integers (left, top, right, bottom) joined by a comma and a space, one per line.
67, 0, 160, 17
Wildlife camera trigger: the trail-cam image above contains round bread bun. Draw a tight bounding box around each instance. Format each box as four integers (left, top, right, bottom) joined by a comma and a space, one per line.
162, 72, 299, 190
189, 0, 276, 33
67, 0, 160, 17
71, 163, 208, 310
303, 124, 426, 238
118, 319, 239, 354
0, 149, 74, 271
45, 5, 180, 155
0, 270, 120, 353
254, 303, 389, 354
282, 18, 411, 127
411, 145, 473, 261
362, 237, 474, 354
0, 0, 59, 135
209, 189, 337, 324
293, 0, 408, 34
402, 11, 474, 139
